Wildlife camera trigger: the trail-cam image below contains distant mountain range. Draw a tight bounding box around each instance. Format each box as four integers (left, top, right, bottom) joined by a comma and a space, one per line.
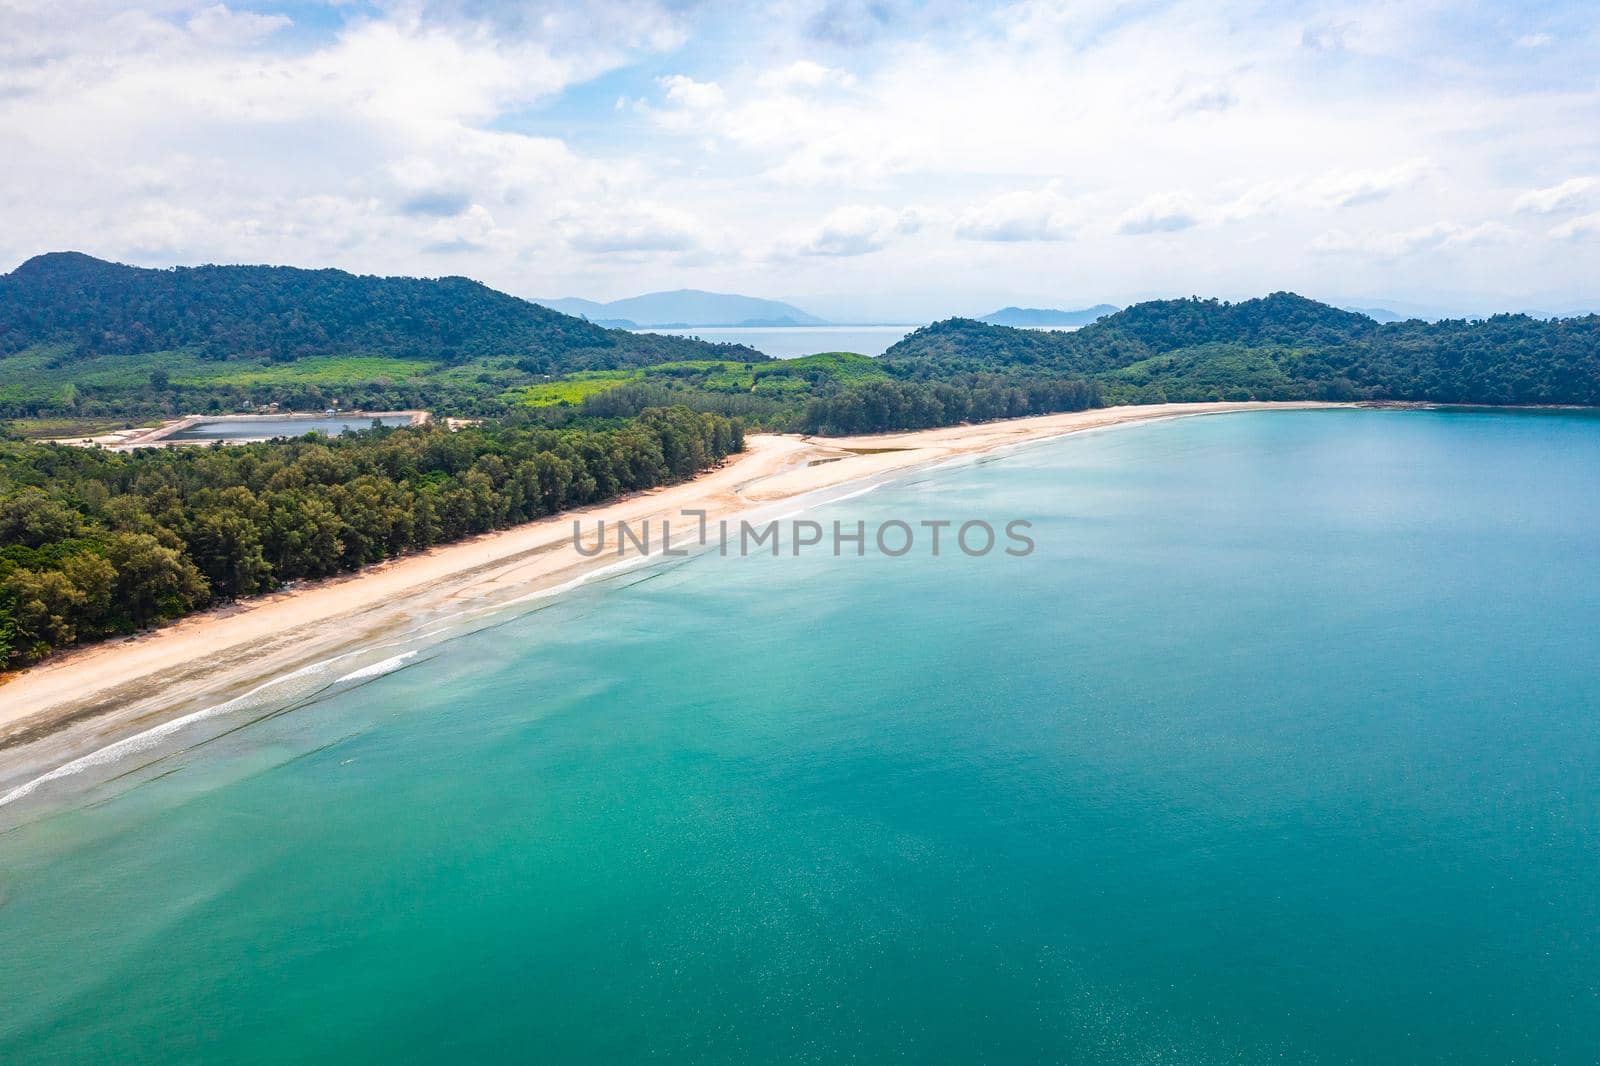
1344, 306, 1407, 323
535, 290, 830, 329
1515, 306, 1600, 320
1344, 303, 1600, 323
979, 305, 1120, 328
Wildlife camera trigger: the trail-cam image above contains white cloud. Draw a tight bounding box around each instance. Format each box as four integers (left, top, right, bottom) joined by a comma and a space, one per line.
1513, 177, 1596, 214
1171, 81, 1237, 115
647, 74, 731, 132
1312, 221, 1515, 258
184, 4, 290, 47
1301, 22, 1356, 53
421, 204, 500, 254
1214, 180, 1297, 222
1307, 161, 1431, 209
955, 185, 1078, 242
660, 74, 726, 110
1117, 193, 1200, 236
1, 1, 1597, 315
1516, 33, 1553, 48
757, 60, 856, 92
1551, 212, 1600, 240
791, 205, 919, 257
0, 0, 695, 283
561, 202, 702, 254
121, 203, 213, 259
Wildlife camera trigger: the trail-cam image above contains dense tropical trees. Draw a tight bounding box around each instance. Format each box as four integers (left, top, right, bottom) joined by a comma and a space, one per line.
0, 408, 741, 667
884, 295, 1600, 406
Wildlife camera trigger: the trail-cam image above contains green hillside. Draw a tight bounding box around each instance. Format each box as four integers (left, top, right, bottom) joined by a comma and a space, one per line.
0, 253, 762, 419
885, 294, 1600, 405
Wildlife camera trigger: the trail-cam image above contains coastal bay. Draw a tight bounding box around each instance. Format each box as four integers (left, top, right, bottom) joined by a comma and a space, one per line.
1, 406, 1595, 1062
0, 401, 1335, 804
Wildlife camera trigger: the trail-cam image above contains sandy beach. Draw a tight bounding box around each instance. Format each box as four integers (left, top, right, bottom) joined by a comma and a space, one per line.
0, 401, 1336, 796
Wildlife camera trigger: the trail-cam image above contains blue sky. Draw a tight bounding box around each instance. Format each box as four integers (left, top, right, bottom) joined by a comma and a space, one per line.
2, 0, 1597, 319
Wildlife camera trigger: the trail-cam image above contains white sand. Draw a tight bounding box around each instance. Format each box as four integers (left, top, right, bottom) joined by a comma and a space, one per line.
0, 402, 1337, 790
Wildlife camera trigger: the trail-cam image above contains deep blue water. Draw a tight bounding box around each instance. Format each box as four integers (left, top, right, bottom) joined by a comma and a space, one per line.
1, 409, 1597, 1062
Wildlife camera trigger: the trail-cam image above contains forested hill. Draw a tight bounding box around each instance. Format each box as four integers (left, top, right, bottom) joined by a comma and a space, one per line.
883, 293, 1600, 405
0, 252, 741, 372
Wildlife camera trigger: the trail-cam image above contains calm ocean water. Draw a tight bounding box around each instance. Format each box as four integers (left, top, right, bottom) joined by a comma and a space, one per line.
2, 409, 1598, 1062
631, 324, 918, 358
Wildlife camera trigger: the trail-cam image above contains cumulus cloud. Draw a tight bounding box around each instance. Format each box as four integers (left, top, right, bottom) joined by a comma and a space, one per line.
396, 0, 692, 54
1550, 212, 1600, 240
399, 190, 473, 218
121, 203, 214, 260
1513, 177, 1596, 215
1171, 82, 1237, 115
1, 0, 1596, 314
647, 73, 731, 132
1308, 161, 1431, 209
183, 4, 290, 46
791, 205, 919, 257
757, 60, 856, 92
561, 202, 701, 254
660, 74, 726, 110
1312, 221, 1515, 258
1214, 180, 1297, 222
421, 204, 499, 254
0, 0, 693, 278
1301, 22, 1355, 52
806, 0, 898, 46
1117, 193, 1200, 236
955, 185, 1077, 242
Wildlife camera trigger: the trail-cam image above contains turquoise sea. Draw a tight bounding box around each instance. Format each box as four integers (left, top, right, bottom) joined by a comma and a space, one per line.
2, 409, 1598, 1062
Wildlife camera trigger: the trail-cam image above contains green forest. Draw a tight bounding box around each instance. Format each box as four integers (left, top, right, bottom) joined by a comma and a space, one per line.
882, 293, 1600, 406
0, 253, 762, 421
3, 254, 1598, 668
0, 408, 740, 667
0, 252, 736, 369
0, 253, 1106, 431
5, 258, 1598, 433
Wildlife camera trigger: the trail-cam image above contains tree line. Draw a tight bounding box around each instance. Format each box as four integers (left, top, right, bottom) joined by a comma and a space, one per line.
798, 375, 1101, 435
884, 294, 1600, 406
0, 407, 741, 667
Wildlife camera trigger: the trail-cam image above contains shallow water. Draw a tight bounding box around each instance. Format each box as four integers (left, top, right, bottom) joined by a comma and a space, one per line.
2, 409, 1597, 1062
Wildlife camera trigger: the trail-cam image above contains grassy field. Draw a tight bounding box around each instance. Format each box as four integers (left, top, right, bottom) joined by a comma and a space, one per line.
505, 353, 891, 408
504, 369, 639, 406
4, 416, 162, 440
0, 348, 443, 403
0, 345, 894, 420
175, 355, 440, 387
